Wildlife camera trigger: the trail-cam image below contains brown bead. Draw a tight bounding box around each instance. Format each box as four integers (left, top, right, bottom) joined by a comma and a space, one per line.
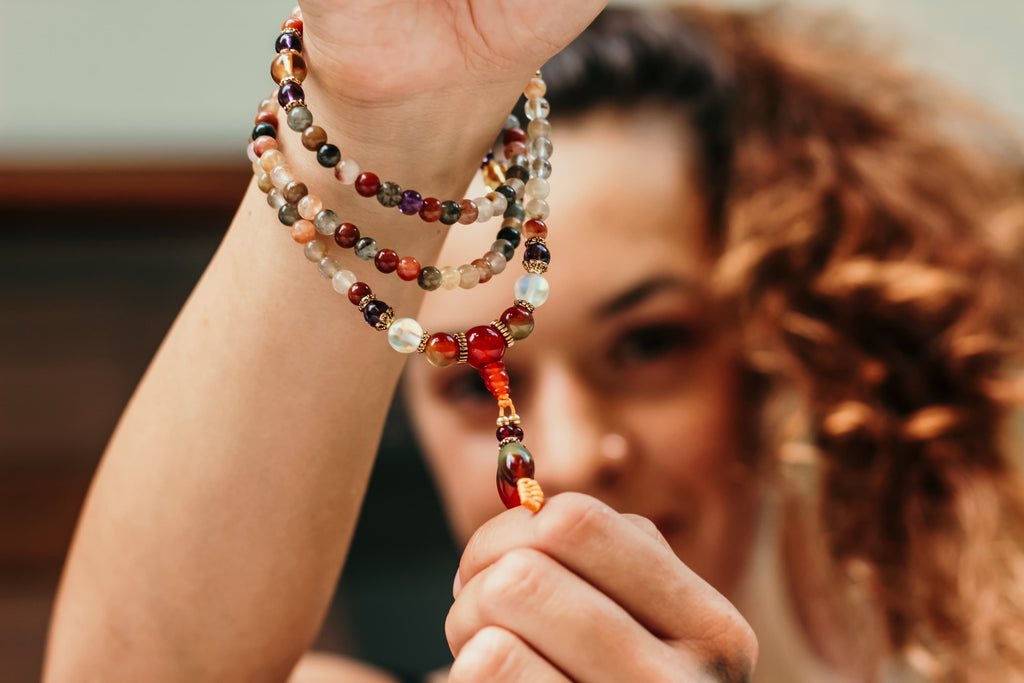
471, 258, 493, 284
254, 110, 278, 128
425, 333, 459, 368
300, 125, 327, 151
282, 181, 308, 204
500, 305, 535, 340
334, 223, 360, 248
419, 197, 443, 222
397, 256, 421, 281
458, 199, 479, 224
271, 51, 308, 85
347, 282, 371, 306
523, 219, 548, 240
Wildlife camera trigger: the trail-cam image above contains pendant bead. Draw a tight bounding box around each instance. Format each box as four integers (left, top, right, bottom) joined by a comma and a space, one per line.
465, 325, 507, 369
497, 441, 536, 509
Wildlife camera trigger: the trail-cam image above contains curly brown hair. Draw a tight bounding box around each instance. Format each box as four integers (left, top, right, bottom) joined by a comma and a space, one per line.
544, 6, 1024, 679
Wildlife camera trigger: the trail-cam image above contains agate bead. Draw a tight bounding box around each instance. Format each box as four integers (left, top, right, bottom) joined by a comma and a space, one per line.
500, 305, 535, 340
425, 332, 459, 367
374, 248, 399, 273
465, 325, 506, 369
282, 181, 308, 204
334, 222, 359, 248
354, 172, 380, 197
300, 125, 327, 151
397, 256, 421, 281
419, 197, 443, 222
348, 282, 371, 305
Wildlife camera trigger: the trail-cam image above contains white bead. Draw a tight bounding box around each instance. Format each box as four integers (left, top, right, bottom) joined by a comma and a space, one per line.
526, 198, 550, 220
515, 273, 550, 307
335, 158, 360, 184
332, 269, 357, 294
387, 317, 424, 353
246, 143, 258, 163
304, 239, 327, 262
474, 197, 493, 222
526, 178, 550, 200
487, 192, 508, 216
441, 266, 460, 290
506, 178, 526, 198
458, 264, 480, 289
524, 97, 550, 121
318, 256, 341, 278
270, 164, 294, 189
483, 250, 506, 274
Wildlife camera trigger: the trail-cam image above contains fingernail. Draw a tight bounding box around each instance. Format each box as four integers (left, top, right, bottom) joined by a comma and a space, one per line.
452, 569, 462, 599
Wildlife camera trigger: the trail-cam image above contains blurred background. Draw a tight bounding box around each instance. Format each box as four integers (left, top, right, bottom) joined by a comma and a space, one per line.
1, 0, 1021, 681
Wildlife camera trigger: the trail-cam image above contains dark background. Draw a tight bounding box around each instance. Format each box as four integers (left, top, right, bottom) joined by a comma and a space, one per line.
0, 163, 459, 682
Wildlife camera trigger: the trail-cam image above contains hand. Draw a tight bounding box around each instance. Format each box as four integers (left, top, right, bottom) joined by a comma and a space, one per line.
445, 493, 758, 682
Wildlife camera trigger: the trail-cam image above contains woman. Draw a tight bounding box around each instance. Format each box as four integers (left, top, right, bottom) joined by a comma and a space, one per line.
45, 2, 1024, 682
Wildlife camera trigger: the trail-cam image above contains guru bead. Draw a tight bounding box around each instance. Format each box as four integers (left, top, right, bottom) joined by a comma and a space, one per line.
465, 325, 507, 369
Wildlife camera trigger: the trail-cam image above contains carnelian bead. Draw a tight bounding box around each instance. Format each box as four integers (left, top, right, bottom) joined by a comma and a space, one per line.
282, 17, 303, 33
465, 325, 506, 369
503, 127, 527, 145
419, 197, 443, 222
374, 248, 399, 273
334, 222, 359, 248
354, 172, 380, 197
480, 361, 509, 399
397, 256, 421, 281
500, 305, 535, 340
497, 475, 520, 510
523, 219, 548, 240
255, 110, 278, 128
348, 282, 372, 305
425, 333, 459, 368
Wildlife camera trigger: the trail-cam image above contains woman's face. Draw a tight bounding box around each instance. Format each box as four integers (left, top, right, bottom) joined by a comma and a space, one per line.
406, 108, 760, 596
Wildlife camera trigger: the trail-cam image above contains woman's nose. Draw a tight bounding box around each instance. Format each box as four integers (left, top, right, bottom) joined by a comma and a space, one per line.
520, 363, 633, 495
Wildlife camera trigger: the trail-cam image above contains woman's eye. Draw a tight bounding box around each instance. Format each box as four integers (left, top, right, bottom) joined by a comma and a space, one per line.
610, 324, 700, 367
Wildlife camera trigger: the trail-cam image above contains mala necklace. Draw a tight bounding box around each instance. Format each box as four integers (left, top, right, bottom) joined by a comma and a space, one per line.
249, 7, 554, 511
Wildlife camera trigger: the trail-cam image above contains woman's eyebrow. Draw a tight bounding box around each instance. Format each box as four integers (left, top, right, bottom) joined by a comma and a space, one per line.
592, 275, 696, 318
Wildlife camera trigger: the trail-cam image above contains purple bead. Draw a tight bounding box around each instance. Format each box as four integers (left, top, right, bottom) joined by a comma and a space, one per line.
276, 32, 302, 53
524, 241, 551, 265
277, 82, 305, 107
363, 299, 390, 327
398, 190, 424, 215
496, 424, 525, 442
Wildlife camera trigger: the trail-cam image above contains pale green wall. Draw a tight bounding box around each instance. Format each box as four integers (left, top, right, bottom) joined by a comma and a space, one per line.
2, 0, 1021, 161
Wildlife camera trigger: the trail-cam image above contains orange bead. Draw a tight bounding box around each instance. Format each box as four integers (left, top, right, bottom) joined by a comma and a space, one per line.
291, 219, 316, 243
282, 17, 303, 33
271, 51, 307, 84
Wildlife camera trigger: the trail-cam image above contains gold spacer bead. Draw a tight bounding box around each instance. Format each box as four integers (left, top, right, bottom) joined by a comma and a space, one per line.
283, 99, 306, 112
499, 437, 521, 447
524, 237, 547, 247
278, 76, 301, 87
454, 332, 468, 364
513, 299, 535, 313
357, 294, 376, 312
416, 331, 430, 354
281, 27, 302, 37
375, 307, 395, 332
523, 260, 549, 274
490, 319, 515, 348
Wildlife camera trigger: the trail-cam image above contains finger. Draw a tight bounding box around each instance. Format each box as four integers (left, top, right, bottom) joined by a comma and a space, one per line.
621, 513, 673, 550
449, 625, 571, 683
458, 493, 754, 658
447, 547, 688, 682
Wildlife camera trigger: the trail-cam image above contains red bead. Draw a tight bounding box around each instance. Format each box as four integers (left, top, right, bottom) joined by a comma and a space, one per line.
497, 475, 520, 509
465, 325, 506, 369
334, 223, 360, 248
397, 256, 421, 281
523, 219, 548, 240
281, 17, 303, 33
504, 141, 528, 159
354, 172, 380, 197
374, 248, 399, 273
425, 332, 459, 368
479, 361, 509, 399
419, 197, 443, 222
254, 110, 278, 128
348, 282, 372, 305
497, 423, 525, 442
502, 127, 527, 145
500, 305, 535, 341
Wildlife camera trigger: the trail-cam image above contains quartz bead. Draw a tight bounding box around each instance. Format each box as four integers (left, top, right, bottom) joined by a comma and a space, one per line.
304, 239, 327, 262
354, 172, 380, 197
348, 282, 372, 305
458, 200, 478, 224
317, 256, 341, 278
270, 164, 294, 188
334, 222, 359, 248
524, 241, 551, 266
497, 423, 525, 442
334, 159, 360, 184
515, 273, 550, 307
529, 137, 553, 160
258, 97, 279, 114
286, 104, 313, 131
482, 160, 506, 189
247, 142, 258, 163
526, 198, 550, 220
530, 157, 552, 179
504, 114, 521, 130
500, 304, 535, 340
277, 82, 304, 107
506, 178, 526, 199
497, 441, 535, 509
418, 266, 442, 291
266, 188, 287, 209
332, 269, 357, 294
374, 248, 399, 273
524, 97, 550, 121
501, 217, 523, 231
354, 237, 379, 261
473, 197, 493, 222
523, 219, 548, 239
425, 332, 459, 367
524, 77, 546, 99
483, 250, 507, 274
316, 143, 341, 168
272, 51, 308, 85
458, 264, 480, 289
472, 258, 493, 283
526, 177, 550, 199
257, 172, 275, 193
313, 209, 340, 235
376, 181, 402, 208
504, 203, 526, 222
496, 226, 521, 248
527, 118, 551, 139
387, 318, 424, 354
275, 32, 302, 53
398, 190, 423, 215
252, 122, 277, 141
494, 184, 517, 204
506, 165, 530, 183
301, 125, 327, 151
362, 299, 390, 328
487, 192, 508, 216
282, 181, 308, 204
465, 325, 506, 369
278, 203, 300, 225
440, 266, 460, 290
419, 197, 443, 222
291, 219, 316, 243
252, 136, 277, 158
509, 153, 530, 169
439, 201, 462, 225
297, 194, 323, 220
397, 256, 421, 281
491, 239, 515, 262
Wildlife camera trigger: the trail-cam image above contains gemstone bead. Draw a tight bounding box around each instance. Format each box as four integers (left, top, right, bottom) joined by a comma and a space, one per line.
491, 239, 514, 262
332, 269, 357, 294
282, 17, 303, 32
465, 325, 506, 369
419, 197, 443, 222
374, 248, 399, 273
301, 125, 327, 151
272, 51, 308, 85
258, 97, 279, 114
257, 172, 275, 193
504, 114, 520, 130
496, 226, 521, 248
526, 198, 550, 220
304, 239, 327, 262
523, 219, 548, 239
297, 194, 323, 220
501, 305, 535, 340
354, 237, 378, 261
504, 203, 526, 222
418, 266, 442, 291
277, 82, 304, 107
316, 143, 341, 168
504, 141, 528, 159
376, 182, 402, 208
354, 172, 380, 197
363, 299, 390, 328
494, 184, 517, 204
439, 201, 461, 225
255, 110, 278, 127
487, 192, 508, 216
527, 118, 551, 139
526, 177, 550, 199
348, 282, 372, 305
275, 32, 302, 53
388, 318, 424, 354
252, 136, 277, 158
314, 209, 340, 235
270, 164, 294, 188
252, 122, 277, 140
472, 258, 493, 283
425, 332, 459, 367
524, 241, 551, 265
282, 181, 308, 204
502, 127, 527, 145
334, 159, 360, 184
473, 197, 493, 222
530, 158, 552, 179
286, 104, 313, 131
266, 188, 286, 209
483, 250, 507, 274
497, 441, 535, 509
524, 97, 550, 121
506, 165, 529, 183
278, 203, 300, 226
515, 273, 550, 307
334, 223, 359, 248
529, 137, 553, 160
458, 264, 480, 289
291, 219, 316, 243
497, 424, 525, 442
506, 178, 526, 199
398, 190, 424, 215
317, 256, 341, 278
440, 265, 460, 290
397, 256, 421, 281
458, 200, 478, 224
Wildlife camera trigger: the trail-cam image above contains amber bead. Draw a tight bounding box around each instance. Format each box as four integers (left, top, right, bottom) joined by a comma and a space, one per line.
354, 172, 380, 197
348, 282, 372, 306
496, 226, 521, 248
419, 197, 443, 222
281, 17, 303, 33
439, 200, 461, 225
271, 51, 307, 84
282, 181, 308, 204
376, 181, 402, 208
374, 248, 399, 273
252, 122, 276, 140
523, 219, 548, 240
425, 332, 459, 368
418, 266, 442, 291
397, 256, 421, 281
255, 110, 278, 128
458, 200, 479, 224
465, 325, 506, 369
500, 305, 535, 340
300, 125, 327, 151
316, 143, 341, 168
334, 223, 360, 248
